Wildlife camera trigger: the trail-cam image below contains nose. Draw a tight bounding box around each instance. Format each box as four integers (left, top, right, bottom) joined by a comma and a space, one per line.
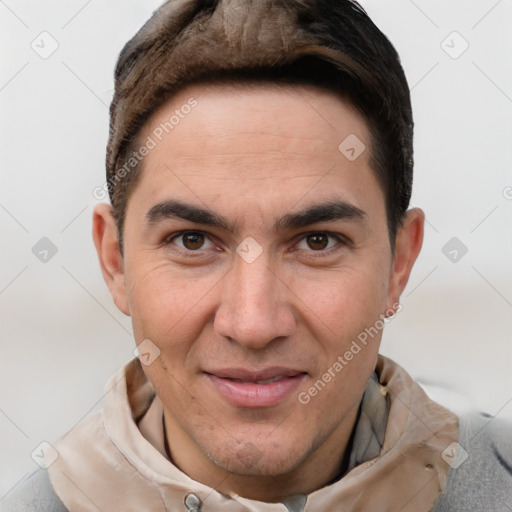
213, 248, 296, 350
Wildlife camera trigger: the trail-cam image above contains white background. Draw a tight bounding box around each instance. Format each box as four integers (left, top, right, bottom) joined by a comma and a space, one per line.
1, 0, 511, 497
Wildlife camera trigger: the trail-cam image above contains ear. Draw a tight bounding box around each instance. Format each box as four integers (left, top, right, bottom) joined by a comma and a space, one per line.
386, 208, 425, 312
92, 203, 130, 316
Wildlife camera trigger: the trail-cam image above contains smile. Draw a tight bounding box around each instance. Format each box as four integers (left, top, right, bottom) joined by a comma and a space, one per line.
204, 367, 308, 408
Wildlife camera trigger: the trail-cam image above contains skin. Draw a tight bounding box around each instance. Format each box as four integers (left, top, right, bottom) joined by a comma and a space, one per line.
93, 82, 424, 501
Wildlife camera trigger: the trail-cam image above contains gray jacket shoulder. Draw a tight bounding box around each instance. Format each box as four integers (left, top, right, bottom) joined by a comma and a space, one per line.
432, 412, 512, 511
0, 469, 67, 512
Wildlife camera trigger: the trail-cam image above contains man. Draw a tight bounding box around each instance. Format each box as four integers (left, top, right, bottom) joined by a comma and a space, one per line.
2, 0, 511, 511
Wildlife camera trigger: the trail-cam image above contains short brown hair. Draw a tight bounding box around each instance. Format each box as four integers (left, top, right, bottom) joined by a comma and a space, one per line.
106, 0, 413, 250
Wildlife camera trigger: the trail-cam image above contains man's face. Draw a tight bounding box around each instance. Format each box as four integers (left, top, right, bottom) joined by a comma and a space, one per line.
106, 82, 404, 479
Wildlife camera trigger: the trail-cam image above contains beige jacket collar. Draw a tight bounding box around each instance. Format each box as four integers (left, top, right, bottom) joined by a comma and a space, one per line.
47, 355, 458, 512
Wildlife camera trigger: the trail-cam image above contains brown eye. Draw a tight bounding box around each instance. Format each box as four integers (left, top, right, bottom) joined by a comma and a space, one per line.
166, 230, 217, 253
181, 232, 205, 250
295, 232, 345, 253
306, 233, 329, 250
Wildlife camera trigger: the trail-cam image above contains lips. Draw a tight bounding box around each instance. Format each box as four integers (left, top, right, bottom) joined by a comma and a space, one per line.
205, 367, 307, 408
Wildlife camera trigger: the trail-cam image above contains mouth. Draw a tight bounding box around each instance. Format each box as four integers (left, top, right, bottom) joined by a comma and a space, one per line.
204, 367, 308, 408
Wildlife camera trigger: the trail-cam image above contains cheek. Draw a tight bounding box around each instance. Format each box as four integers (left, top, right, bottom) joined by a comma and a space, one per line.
125, 258, 220, 349
290, 262, 388, 399
289, 263, 389, 333
298, 272, 383, 424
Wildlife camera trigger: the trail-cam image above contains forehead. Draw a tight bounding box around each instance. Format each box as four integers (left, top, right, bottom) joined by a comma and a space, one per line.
130, 81, 384, 222
144, 81, 370, 161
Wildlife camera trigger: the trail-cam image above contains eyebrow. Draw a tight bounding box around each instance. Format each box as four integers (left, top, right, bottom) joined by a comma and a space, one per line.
146, 198, 366, 234
275, 199, 366, 231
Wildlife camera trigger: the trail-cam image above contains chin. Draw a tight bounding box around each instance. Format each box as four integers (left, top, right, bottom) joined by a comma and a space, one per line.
204, 436, 308, 477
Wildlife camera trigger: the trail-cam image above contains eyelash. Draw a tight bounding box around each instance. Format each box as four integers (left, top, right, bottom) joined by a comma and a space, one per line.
163, 230, 348, 257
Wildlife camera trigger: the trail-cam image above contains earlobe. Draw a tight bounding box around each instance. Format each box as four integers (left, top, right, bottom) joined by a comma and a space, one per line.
386, 208, 425, 310
92, 204, 131, 316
